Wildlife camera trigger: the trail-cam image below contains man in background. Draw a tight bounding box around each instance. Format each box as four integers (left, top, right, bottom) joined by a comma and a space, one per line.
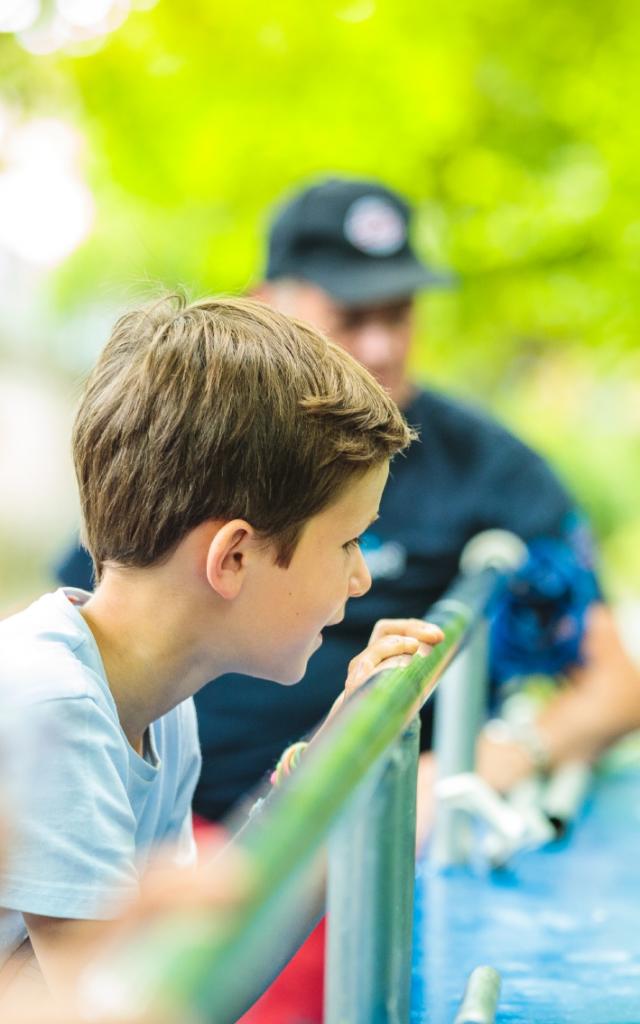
57, 177, 640, 823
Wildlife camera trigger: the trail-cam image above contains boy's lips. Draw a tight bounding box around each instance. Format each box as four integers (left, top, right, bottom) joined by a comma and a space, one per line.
316, 612, 345, 648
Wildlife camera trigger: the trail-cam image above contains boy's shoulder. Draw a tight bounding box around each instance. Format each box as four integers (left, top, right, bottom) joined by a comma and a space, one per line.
0, 589, 111, 710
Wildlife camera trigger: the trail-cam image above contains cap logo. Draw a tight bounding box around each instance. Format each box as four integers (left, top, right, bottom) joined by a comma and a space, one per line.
344, 196, 406, 256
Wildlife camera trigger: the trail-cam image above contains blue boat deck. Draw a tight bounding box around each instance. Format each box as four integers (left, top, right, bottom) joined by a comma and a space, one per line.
412, 769, 640, 1023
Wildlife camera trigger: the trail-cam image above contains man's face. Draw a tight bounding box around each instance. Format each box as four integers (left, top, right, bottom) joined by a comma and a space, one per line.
265, 281, 415, 406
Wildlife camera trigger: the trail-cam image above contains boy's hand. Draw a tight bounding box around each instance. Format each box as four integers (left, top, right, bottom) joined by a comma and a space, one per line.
344, 618, 444, 697
322, 618, 444, 726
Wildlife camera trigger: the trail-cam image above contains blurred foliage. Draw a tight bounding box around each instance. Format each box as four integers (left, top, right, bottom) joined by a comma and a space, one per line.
1, 0, 640, 596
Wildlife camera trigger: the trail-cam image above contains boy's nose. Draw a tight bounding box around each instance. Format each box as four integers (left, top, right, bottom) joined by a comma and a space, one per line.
349, 548, 372, 599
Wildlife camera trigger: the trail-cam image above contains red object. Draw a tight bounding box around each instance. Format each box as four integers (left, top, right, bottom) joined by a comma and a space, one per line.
192, 814, 325, 1024
192, 813, 224, 842
236, 919, 325, 1024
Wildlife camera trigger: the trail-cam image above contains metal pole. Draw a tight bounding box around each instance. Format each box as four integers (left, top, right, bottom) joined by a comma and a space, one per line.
431, 621, 489, 866
325, 716, 420, 1024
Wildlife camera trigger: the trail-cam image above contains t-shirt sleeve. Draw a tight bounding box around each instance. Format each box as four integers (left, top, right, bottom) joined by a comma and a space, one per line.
479, 428, 575, 540
161, 699, 201, 867
1, 696, 139, 921
478, 429, 602, 595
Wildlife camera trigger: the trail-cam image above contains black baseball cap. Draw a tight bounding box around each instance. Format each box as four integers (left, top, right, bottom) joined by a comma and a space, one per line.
265, 176, 450, 306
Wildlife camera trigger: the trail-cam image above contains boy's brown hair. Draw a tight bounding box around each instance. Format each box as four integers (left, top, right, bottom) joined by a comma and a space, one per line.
73, 295, 415, 580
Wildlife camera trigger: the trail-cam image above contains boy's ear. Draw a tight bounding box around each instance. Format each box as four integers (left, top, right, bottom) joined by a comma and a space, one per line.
205, 520, 255, 600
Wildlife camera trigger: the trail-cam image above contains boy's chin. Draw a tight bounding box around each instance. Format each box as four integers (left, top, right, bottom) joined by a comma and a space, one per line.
273, 663, 307, 686
247, 663, 305, 686
252, 641, 319, 686
270, 654, 311, 687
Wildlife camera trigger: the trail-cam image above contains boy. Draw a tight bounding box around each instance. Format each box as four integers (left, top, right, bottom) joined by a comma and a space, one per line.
0, 295, 441, 997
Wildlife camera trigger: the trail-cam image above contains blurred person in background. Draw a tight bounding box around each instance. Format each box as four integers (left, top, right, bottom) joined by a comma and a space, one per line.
56, 177, 640, 830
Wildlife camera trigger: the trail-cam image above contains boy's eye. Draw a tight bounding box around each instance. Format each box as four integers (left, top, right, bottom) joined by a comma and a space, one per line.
343, 537, 361, 553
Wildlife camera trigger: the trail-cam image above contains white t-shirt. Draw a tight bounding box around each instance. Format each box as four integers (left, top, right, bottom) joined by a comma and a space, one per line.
0, 588, 201, 964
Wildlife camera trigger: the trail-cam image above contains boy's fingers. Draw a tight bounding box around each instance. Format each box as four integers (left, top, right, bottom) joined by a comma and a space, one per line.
373, 634, 421, 654
347, 635, 437, 690
370, 618, 444, 644
369, 653, 414, 673
348, 635, 418, 672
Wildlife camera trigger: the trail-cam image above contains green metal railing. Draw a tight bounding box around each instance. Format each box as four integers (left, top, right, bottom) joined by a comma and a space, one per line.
81, 541, 521, 1024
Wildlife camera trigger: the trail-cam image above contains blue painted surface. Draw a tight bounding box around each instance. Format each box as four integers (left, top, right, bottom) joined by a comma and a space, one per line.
412, 769, 640, 1023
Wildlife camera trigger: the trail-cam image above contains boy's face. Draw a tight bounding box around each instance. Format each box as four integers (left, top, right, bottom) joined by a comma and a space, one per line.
239, 461, 388, 685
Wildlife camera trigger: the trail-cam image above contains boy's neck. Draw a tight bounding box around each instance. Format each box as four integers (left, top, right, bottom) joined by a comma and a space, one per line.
77, 565, 226, 749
